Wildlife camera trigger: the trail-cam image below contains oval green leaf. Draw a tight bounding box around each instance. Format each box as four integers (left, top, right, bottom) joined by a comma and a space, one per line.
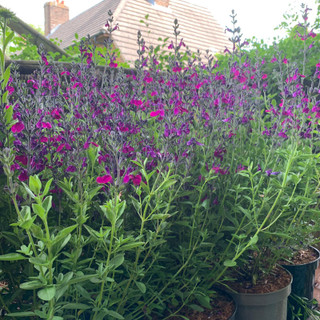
223, 260, 237, 267
37, 286, 56, 301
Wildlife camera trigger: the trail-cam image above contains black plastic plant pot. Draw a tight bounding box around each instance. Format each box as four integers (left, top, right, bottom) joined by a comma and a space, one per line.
281, 247, 319, 299
281, 246, 320, 319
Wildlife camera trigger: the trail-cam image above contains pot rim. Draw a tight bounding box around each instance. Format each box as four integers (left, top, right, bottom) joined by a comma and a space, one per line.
227, 267, 293, 297
280, 246, 320, 267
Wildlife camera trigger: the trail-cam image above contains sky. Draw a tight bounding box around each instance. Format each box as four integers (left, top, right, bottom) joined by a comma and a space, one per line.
0, 0, 319, 44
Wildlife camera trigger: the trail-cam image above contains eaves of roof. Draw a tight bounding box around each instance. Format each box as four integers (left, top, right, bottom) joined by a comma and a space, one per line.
0, 5, 68, 56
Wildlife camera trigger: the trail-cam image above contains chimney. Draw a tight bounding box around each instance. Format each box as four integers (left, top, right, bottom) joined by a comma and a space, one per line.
44, 0, 69, 36
154, 0, 170, 7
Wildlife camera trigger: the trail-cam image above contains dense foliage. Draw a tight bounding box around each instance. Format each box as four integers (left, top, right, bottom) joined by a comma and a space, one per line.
1, 3, 320, 320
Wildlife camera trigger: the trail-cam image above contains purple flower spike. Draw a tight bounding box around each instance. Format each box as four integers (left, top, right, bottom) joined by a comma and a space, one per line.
265, 169, 280, 176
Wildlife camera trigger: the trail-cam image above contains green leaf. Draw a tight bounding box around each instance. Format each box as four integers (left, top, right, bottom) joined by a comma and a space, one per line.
117, 200, 126, 219
248, 235, 258, 246
196, 294, 211, 309
201, 199, 209, 210
0, 253, 27, 261
37, 286, 56, 301
29, 255, 49, 266
87, 145, 99, 168
4, 31, 15, 51
6, 312, 36, 317
42, 178, 53, 197
189, 304, 204, 312
52, 234, 72, 255
130, 160, 143, 168
29, 175, 42, 195
104, 310, 124, 320
100, 203, 116, 225
55, 225, 77, 241
42, 196, 52, 214
119, 241, 145, 251
2, 65, 11, 90
2, 90, 8, 104
61, 303, 91, 310
150, 214, 170, 220
20, 215, 36, 230
158, 179, 176, 191
4, 103, 13, 124
223, 260, 237, 267
87, 186, 102, 201
32, 203, 45, 220
109, 253, 124, 269
135, 281, 146, 293
67, 274, 96, 285
21, 182, 36, 199
130, 196, 141, 214
0, 50, 4, 70
30, 224, 44, 239
20, 280, 43, 290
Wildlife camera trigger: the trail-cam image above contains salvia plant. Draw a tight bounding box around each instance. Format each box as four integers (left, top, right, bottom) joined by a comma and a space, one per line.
0, 3, 320, 320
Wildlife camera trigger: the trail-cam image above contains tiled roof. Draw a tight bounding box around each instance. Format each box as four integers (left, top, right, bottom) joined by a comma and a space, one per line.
48, 0, 121, 47
48, 0, 230, 64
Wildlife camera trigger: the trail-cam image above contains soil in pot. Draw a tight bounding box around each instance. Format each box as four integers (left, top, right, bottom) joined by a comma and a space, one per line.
227, 266, 291, 294
280, 247, 319, 266
154, 289, 236, 320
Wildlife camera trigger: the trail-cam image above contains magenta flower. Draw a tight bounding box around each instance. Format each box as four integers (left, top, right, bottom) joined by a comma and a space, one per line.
11, 122, 25, 133
130, 174, 142, 186
85, 52, 93, 65
212, 165, 220, 174
15, 155, 28, 166
72, 82, 83, 89
66, 166, 77, 172
144, 76, 153, 83
172, 66, 182, 73
132, 99, 143, 107
18, 171, 28, 182
309, 31, 317, 38
262, 74, 268, 80
123, 174, 130, 183
83, 141, 90, 149
61, 71, 70, 76
56, 144, 65, 153
90, 142, 99, 147
278, 130, 288, 139
42, 122, 52, 129
41, 54, 49, 66
150, 109, 165, 118
96, 175, 113, 184
51, 109, 61, 119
